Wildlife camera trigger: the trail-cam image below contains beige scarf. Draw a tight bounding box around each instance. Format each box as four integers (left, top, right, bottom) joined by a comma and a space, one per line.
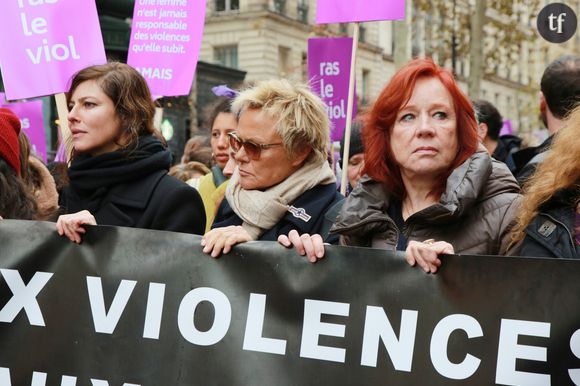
225, 157, 336, 239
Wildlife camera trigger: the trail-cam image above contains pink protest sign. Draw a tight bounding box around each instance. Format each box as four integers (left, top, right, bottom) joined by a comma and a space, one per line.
0, 0, 106, 101
0, 93, 47, 162
127, 0, 207, 97
500, 119, 514, 136
308, 38, 356, 142
316, 0, 405, 24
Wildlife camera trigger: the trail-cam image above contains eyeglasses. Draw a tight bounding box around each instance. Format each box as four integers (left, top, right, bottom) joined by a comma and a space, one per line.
228, 132, 283, 160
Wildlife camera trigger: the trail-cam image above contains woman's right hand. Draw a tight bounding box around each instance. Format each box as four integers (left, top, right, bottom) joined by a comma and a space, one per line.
56, 210, 97, 244
277, 229, 326, 263
405, 239, 454, 273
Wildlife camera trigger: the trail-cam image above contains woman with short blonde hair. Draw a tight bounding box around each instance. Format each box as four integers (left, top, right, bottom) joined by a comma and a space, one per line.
201, 79, 342, 258
231, 79, 330, 163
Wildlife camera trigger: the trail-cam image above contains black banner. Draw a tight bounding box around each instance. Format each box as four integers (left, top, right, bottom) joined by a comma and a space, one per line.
1, 220, 579, 386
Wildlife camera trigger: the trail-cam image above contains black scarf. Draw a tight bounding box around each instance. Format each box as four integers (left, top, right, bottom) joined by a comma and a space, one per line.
64, 135, 171, 214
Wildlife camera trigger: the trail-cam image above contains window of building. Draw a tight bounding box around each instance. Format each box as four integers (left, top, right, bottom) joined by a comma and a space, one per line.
359, 24, 366, 43
339, 23, 348, 36
215, 0, 239, 12
273, 0, 286, 14
301, 52, 308, 81
278, 46, 291, 77
362, 69, 371, 105
214, 45, 238, 69
297, 0, 309, 23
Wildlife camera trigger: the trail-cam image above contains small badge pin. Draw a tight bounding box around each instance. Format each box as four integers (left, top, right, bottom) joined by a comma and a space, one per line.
288, 206, 311, 222
538, 220, 556, 238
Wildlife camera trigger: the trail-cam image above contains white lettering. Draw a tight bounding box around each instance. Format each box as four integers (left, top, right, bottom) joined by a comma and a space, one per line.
1, 367, 140, 385
243, 293, 287, 355
496, 319, 550, 386
87, 277, 136, 334
568, 329, 580, 384
143, 283, 165, 339
360, 307, 417, 370
300, 299, 349, 363
177, 287, 231, 346
430, 314, 482, 380
0, 269, 53, 326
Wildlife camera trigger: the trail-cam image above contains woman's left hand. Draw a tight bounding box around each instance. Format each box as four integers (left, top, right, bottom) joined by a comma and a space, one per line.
201, 225, 252, 258
405, 239, 454, 274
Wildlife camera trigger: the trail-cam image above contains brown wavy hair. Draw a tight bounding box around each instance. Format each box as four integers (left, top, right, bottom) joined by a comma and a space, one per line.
511, 104, 580, 243
362, 58, 479, 199
66, 62, 163, 153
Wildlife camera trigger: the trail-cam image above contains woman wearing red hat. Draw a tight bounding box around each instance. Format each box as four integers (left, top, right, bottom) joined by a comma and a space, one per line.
0, 107, 37, 220
56, 62, 206, 242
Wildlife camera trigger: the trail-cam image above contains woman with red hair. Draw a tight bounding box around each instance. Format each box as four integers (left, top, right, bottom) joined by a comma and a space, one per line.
280, 58, 521, 270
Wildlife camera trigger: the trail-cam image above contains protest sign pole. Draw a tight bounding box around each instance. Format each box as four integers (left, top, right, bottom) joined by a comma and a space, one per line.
340, 23, 359, 196
54, 93, 72, 162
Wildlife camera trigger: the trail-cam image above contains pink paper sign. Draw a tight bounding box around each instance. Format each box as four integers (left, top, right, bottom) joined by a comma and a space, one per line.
316, 0, 405, 24
500, 119, 513, 136
0, 0, 106, 101
0, 93, 47, 162
127, 0, 207, 97
308, 38, 356, 142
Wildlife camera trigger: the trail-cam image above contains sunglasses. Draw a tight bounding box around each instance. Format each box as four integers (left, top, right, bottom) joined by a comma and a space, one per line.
228, 132, 283, 160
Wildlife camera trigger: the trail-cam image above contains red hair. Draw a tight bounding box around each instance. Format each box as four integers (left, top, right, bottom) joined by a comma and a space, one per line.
362, 58, 479, 199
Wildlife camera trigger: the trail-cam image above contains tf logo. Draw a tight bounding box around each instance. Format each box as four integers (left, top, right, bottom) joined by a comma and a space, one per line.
537, 3, 577, 43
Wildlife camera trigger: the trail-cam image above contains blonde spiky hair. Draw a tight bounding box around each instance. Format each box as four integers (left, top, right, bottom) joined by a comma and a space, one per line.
231, 79, 330, 163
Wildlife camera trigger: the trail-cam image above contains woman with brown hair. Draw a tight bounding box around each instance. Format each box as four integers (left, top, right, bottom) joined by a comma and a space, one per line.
56, 62, 205, 242
18, 132, 59, 221
511, 105, 580, 258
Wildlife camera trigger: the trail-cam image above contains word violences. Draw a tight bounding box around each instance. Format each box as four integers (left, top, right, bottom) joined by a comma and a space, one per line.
1, 268, 579, 385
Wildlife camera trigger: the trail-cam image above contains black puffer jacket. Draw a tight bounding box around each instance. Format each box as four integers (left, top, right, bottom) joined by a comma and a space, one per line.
520, 188, 580, 259
60, 135, 206, 235
330, 148, 521, 255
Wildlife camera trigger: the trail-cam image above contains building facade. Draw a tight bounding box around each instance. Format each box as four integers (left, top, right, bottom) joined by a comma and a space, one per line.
200, 0, 579, 144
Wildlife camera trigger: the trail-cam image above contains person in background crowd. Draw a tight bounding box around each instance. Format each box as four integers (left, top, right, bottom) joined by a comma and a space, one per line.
473, 99, 521, 173
279, 58, 521, 269
56, 62, 205, 243
180, 135, 213, 169
338, 119, 365, 193
0, 108, 37, 220
47, 161, 69, 198
511, 105, 580, 259
169, 161, 211, 186
513, 55, 580, 184
201, 79, 343, 258
197, 97, 237, 232
19, 132, 59, 220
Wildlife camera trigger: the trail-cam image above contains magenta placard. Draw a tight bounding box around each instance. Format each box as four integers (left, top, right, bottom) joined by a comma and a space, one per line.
127, 0, 207, 97
308, 38, 356, 142
316, 0, 405, 24
0, 93, 47, 162
0, 0, 106, 101
500, 119, 514, 136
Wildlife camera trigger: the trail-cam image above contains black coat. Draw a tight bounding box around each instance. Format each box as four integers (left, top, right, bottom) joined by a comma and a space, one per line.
520, 188, 579, 259
513, 135, 553, 185
492, 134, 522, 174
213, 183, 344, 243
60, 136, 206, 235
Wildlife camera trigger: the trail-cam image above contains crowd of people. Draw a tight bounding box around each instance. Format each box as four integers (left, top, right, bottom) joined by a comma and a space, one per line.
0, 55, 578, 264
